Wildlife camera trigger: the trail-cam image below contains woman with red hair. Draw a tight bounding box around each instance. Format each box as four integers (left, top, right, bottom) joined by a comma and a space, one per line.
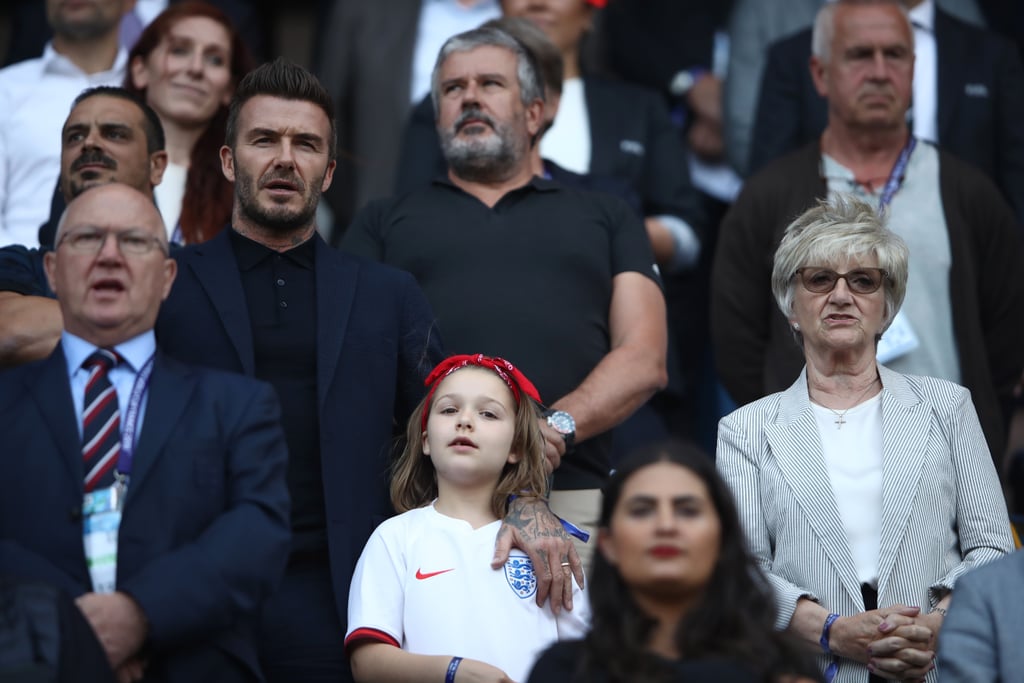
127, 1, 254, 244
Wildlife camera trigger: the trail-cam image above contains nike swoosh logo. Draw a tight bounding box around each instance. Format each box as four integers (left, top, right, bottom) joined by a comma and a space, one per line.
415, 568, 455, 580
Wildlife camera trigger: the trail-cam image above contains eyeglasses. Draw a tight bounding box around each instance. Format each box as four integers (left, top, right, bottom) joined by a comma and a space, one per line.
58, 228, 167, 256
794, 267, 888, 294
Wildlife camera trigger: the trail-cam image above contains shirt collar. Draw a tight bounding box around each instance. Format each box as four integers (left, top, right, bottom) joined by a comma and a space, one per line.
41, 42, 129, 78
907, 0, 934, 31
62, 329, 156, 376
228, 227, 317, 271
431, 173, 561, 195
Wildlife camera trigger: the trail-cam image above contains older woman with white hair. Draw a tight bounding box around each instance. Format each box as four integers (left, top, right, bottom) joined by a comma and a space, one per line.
716, 193, 1013, 683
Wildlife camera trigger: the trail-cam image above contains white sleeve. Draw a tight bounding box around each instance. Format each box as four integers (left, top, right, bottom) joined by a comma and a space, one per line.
345, 518, 408, 648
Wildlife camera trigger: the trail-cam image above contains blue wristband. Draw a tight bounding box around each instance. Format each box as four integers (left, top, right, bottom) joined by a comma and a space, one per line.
820, 613, 840, 683
819, 613, 840, 654
445, 656, 462, 683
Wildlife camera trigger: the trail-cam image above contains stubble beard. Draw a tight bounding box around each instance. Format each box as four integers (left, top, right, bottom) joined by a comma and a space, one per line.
234, 165, 322, 236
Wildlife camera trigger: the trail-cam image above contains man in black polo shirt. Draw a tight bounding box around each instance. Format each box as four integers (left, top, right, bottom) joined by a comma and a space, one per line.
342, 26, 669, 565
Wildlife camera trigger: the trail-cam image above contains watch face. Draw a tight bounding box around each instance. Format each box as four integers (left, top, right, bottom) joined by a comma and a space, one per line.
546, 410, 576, 435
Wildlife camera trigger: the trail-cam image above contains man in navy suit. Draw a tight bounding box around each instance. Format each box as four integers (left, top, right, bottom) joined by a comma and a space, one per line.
0, 182, 292, 682
154, 58, 578, 683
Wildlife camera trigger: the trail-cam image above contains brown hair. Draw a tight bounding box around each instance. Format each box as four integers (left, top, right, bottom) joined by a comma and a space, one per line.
391, 367, 549, 518
125, 1, 255, 244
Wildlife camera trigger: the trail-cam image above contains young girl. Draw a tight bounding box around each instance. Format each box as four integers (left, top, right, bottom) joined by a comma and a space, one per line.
346, 354, 590, 682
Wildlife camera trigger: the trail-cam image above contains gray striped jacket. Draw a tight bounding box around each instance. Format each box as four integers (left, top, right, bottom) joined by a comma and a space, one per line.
717, 364, 1013, 683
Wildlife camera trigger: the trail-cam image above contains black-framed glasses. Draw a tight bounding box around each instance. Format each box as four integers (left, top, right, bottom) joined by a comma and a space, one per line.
794, 267, 888, 294
58, 228, 167, 256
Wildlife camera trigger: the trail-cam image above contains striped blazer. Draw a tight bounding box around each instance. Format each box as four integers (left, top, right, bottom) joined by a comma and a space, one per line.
717, 365, 1013, 683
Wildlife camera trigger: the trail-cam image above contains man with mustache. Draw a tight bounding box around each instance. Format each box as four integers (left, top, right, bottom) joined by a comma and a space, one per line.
0, 86, 167, 367
343, 26, 669, 567
0, 0, 137, 248
711, 0, 1024, 465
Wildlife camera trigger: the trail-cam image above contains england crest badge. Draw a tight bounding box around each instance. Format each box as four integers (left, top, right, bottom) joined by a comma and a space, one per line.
504, 552, 537, 599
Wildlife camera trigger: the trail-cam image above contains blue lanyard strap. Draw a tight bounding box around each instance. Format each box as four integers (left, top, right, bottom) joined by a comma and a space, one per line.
116, 355, 154, 477
877, 136, 916, 213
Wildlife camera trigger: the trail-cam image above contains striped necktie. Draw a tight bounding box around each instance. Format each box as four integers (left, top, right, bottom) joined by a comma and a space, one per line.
82, 349, 122, 492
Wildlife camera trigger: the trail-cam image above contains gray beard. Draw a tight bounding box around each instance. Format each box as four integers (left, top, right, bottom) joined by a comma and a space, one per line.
441, 129, 522, 184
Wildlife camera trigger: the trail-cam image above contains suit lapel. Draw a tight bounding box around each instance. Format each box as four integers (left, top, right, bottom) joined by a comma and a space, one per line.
934, 9, 959, 141
314, 237, 357, 412
28, 346, 84, 489
188, 231, 255, 374
582, 78, 614, 175
764, 371, 864, 605
875, 366, 930, 595
127, 353, 194, 496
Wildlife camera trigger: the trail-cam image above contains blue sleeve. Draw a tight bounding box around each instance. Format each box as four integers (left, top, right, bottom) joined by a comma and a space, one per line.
0, 245, 53, 297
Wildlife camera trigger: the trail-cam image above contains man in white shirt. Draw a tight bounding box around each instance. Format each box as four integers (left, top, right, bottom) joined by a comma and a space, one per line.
0, 0, 135, 247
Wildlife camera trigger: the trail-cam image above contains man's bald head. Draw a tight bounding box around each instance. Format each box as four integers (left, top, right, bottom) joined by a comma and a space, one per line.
46, 184, 176, 348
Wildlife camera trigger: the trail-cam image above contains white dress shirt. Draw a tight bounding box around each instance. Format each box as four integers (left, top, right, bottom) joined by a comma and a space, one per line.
62, 330, 155, 438
0, 44, 127, 248
908, 0, 939, 144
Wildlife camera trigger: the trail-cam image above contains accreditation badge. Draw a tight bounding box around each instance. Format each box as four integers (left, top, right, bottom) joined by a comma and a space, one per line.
82, 479, 126, 594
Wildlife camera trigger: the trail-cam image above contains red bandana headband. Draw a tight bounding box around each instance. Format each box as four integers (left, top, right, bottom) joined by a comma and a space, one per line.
421, 354, 542, 430
585, 0, 606, 6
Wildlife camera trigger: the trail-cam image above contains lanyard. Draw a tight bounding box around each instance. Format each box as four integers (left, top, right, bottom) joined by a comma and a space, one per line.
115, 355, 154, 478
877, 136, 916, 213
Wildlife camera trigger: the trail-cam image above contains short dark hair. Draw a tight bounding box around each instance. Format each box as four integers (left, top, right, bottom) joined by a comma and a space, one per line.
225, 57, 337, 161
70, 86, 165, 154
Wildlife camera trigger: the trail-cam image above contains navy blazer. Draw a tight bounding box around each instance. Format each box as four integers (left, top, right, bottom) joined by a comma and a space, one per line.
154, 228, 444, 629
0, 347, 291, 681
749, 8, 1024, 223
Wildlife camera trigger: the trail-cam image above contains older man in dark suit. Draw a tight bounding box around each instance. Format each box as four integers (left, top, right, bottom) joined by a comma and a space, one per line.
0, 182, 291, 682
748, 0, 1024, 222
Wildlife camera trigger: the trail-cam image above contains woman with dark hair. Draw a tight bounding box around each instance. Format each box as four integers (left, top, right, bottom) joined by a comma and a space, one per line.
127, 1, 254, 244
528, 440, 818, 683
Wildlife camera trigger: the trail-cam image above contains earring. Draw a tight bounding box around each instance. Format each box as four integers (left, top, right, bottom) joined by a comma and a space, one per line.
792, 323, 801, 331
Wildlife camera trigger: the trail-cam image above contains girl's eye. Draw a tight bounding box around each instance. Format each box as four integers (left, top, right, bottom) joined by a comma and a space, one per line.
480, 410, 497, 419
439, 406, 458, 415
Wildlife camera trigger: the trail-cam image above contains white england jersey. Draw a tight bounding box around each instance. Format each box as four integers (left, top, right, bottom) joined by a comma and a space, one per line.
346, 503, 590, 681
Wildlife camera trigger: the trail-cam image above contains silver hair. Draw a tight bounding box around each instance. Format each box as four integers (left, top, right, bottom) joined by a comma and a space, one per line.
771, 193, 909, 341
812, 0, 913, 63
430, 26, 546, 115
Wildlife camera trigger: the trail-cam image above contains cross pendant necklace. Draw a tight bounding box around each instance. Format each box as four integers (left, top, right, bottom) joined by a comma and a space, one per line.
815, 374, 880, 430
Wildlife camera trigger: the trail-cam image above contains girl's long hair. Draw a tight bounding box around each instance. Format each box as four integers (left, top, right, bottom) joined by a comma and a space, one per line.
125, 1, 254, 244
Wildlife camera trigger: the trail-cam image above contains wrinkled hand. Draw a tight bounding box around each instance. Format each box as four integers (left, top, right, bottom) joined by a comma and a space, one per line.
76, 592, 148, 668
455, 658, 516, 682
537, 418, 565, 474
867, 610, 940, 681
115, 658, 147, 683
827, 606, 920, 663
492, 496, 582, 614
